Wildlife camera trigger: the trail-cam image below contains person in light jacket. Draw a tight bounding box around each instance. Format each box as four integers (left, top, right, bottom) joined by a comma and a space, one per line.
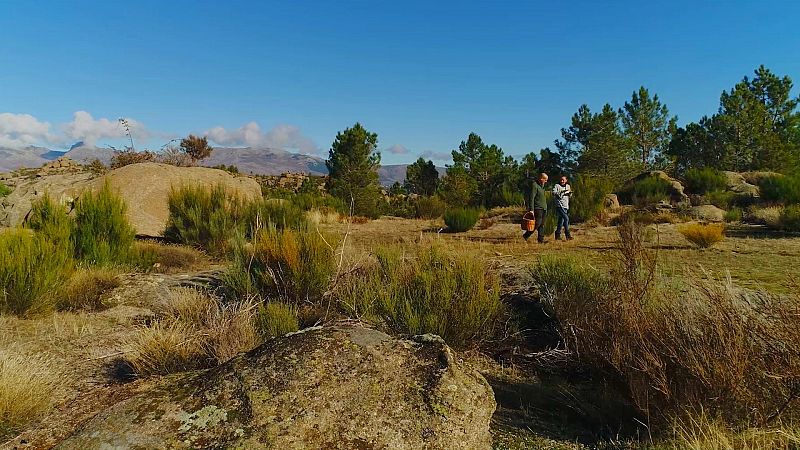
552, 175, 573, 241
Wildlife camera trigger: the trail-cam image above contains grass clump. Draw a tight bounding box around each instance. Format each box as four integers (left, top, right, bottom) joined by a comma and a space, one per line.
59, 267, 121, 311
759, 173, 800, 204
338, 245, 502, 349
414, 196, 447, 219
670, 413, 800, 450
71, 183, 136, 265
444, 207, 480, 232
26, 194, 72, 249
0, 229, 73, 316
256, 302, 300, 338
679, 223, 726, 248
226, 227, 337, 305
684, 167, 727, 195
164, 184, 244, 255
0, 183, 10, 197
724, 207, 743, 223
0, 351, 57, 437
125, 321, 206, 376
130, 241, 206, 273
704, 190, 735, 210
242, 198, 307, 236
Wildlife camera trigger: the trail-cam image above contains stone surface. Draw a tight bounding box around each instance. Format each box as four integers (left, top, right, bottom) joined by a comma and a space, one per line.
690, 205, 726, 222
722, 171, 760, 197
604, 193, 620, 210
54, 323, 495, 450
741, 171, 782, 186
0, 162, 262, 236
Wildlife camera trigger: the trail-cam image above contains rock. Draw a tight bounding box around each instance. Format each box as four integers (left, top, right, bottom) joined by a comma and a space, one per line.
0, 163, 262, 236
690, 205, 725, 222
604, 193, 620, 210
90, 163, 261, 236
722, 171, 746, 189
722, 171, 760, 197
55, 323, 495, 450
741, 171, 782, 186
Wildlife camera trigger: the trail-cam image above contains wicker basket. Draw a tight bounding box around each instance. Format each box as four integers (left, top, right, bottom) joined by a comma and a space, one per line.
520, 211, 536, 231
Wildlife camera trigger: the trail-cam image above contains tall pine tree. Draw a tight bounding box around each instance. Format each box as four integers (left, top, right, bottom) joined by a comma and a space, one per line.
325, 123, 383, 218
620, 87, 677, 169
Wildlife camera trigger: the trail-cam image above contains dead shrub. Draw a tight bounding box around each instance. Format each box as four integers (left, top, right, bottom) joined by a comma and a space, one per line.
532, 220, 800, 426
0, 351, 57, 437
59, 266, 121, 311
679, 223, 726, 248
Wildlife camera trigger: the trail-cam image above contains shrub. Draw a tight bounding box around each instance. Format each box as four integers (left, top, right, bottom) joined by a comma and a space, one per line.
130, 241, 206, 273
256, 302, 300, 338
532, 224, 800, 425
0, 183, 10, 197
59, 267, 121, 311
569, 175, 614, 223
26, 195, 72, 248
679, 223, 726, 248
748, 205, 784, 228
337, 245, 502, 349
71, 183, 136, 265
211, 164, 239, 174
684, 167, 727, 195
779, 204, 800, 231
86, 158, 108, 174
226, 227, 337, 305
0, 351, 57, 436
242, 198, 307, 236
164, 184, 244, 255
759, 173, 800, 204
414, 196, 447, 219
0, 230, 73, 316
724, 207, 743, 223
621, 176, 673, 206
704, 190, 735, 210
180, 134, 213, 162
443, 208, 480, 232
109, 149, 156, 169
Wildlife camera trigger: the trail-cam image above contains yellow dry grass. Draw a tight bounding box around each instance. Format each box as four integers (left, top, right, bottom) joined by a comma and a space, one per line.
0, 350, 57, 434
679, 223, 726, 248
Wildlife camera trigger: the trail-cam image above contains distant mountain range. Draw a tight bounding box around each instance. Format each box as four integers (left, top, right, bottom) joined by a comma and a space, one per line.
0, 145, 445, 186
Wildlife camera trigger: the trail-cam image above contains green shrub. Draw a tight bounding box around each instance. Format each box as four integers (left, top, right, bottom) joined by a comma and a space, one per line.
621, 176, 673, 206
280, 192, 346, 214
532, 256, 608, 317
724, 207, 743, 223
164, 184, 244, 255
242, 198, 307, 236
414, 196, 447, 219
684, 167, 727, 195
338, 245, 502, 349
226, 227, 337, 305
71, 183, 136, 265
26, 195, 72, 249
386, 195, 416, 218
443, 207, 480, 232
759, 173, 800, 204
0, 183, 10, 197
779, 205, 800, 231
256, 302, 300, 338
705, 190, 735, 210
0, 230, 73, 315
496, 184, 525, 207
569, 175, 614, 223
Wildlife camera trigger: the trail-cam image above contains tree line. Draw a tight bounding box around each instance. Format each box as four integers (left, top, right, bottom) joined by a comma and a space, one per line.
326, 66, 800, 217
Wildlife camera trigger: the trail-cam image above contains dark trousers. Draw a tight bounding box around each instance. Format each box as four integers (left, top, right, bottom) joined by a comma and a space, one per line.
523, 208, 546, 242
555, 206, 571, 238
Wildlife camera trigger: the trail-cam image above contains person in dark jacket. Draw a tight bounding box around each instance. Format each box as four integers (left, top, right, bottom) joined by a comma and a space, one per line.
524, 173, 548, 243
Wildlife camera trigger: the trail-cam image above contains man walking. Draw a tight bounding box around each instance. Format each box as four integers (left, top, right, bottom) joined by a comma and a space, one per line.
552, 175, 573, 241
524, 173, 548, 243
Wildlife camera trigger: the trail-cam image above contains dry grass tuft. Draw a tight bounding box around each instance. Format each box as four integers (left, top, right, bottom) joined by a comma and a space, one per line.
679, 223, 726, 248
125, 321, 207, 376
131, 241, 207, 273
672, 412, 800, 450
0, 351, 57, 435
58, 266, 121, 311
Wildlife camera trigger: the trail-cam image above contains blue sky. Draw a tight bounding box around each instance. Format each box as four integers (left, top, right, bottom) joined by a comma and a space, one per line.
1, 0, 799, 165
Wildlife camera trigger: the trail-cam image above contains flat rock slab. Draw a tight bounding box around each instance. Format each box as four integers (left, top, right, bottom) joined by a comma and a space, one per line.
54, 323, 495, 450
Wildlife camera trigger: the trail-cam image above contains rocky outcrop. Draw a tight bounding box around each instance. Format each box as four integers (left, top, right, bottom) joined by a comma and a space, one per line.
0, 162, 261, 236
604, 193, 620, 210
722, 171, 760, 197
624, 171, 689, 204
55, 324, 495, 450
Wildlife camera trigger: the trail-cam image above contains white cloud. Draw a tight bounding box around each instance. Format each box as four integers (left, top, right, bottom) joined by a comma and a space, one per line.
204, 122, 318, 154
419, 150, 452, 162
62, 111, 151, 146
0, 113, 56, 148
385, 144, 409, 155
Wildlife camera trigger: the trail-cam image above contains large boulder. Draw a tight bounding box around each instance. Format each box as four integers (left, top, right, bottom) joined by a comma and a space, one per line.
722, 171, 760, 197
55, 324, 495, 450
0, 163, 261, 236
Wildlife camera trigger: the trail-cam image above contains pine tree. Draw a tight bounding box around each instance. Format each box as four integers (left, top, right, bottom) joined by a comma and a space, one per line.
620, 87, 677, 168
325, 123, 383, 218
404, 157, 439, 196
